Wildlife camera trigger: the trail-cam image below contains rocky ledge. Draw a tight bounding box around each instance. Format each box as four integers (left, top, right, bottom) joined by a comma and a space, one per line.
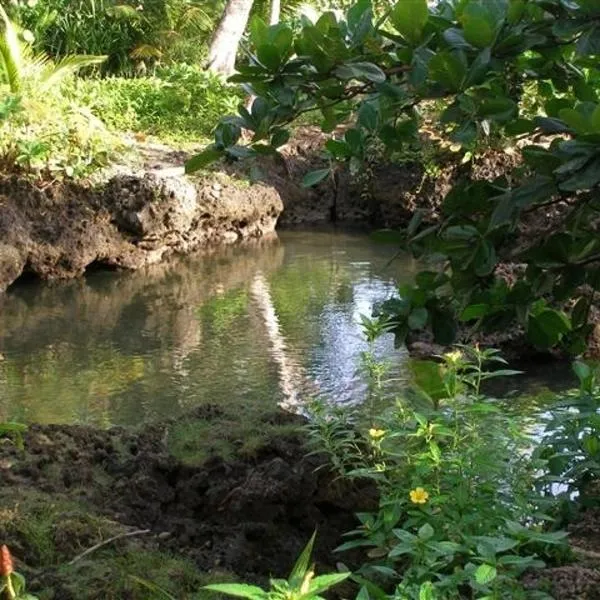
0, 163, 282, 292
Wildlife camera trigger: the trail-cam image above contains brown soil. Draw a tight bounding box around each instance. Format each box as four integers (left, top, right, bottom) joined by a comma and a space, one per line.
0, 409, 375, 599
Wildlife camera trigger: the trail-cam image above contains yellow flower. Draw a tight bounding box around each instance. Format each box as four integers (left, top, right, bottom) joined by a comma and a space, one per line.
409, 487, 430, 504
443, 350, 463, 364
369, 428, 386, 439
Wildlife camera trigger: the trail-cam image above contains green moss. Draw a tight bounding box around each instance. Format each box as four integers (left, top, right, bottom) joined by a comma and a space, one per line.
40, 548, 235, 600
167, 410, 300, 466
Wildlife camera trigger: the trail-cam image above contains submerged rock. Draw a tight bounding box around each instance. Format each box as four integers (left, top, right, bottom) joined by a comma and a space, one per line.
0, 169, 282, 291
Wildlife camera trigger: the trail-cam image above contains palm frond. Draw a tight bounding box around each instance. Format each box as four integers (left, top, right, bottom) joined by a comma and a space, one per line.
176, 6, 214, 34
130, 44, 163, 60
41, 54, 107, 90
0, 3, 24, 92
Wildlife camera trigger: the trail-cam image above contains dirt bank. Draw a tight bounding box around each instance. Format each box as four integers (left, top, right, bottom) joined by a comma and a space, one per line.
0, 408, 375, 599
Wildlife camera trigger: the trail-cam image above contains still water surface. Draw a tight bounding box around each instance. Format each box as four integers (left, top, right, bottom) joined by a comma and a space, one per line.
0, 229, 573, 427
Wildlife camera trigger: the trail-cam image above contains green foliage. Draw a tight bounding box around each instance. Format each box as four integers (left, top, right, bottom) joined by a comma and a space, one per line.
308, 337, 567, 599
0, 6, 117, 177
65, 64, 243, 142
12, 0, 222, 74
535, 360, 600, 509
190, 0, 600, 353
0, 421, 27, 450
204, 532, 350, 600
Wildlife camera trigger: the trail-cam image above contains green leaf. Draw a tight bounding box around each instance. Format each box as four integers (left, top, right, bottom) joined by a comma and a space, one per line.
249, 16, 269, 48
474, 564, 497, 585
257, 44, 281, 71
474, 240, 497, 276
302, 169, 330, 187
391, 0, 429, 45
558, 108, 589, 134
203, 584, 267, 600
185, 147, 223, 173
411, 360, 447, 401
418, 523, 434, 540
429, 51, 467, 92
271, 128, 290, 148
527, 309, 571, 348
460, 0, 507, 48
306, 573, 351, 597
289, 531, 317, 586
334, 61, 386, 83
460, 303, 490, 321
358, 102, 378, 131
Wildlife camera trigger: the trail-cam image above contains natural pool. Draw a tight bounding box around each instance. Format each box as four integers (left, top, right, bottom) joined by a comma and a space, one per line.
0, 229, 574, 428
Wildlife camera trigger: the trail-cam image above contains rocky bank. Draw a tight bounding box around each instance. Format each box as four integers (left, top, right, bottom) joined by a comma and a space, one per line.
0, 162, 282, 292
0, 129, 523, 293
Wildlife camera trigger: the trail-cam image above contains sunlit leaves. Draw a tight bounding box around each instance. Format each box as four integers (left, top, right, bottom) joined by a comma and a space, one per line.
390, 0, 429, 45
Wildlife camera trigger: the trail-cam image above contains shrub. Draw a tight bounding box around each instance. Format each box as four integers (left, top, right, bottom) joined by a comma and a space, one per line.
307, 338, 568, 599
11, 0, 220, 74
65, 64, 243, 142
0, 7, 119, 177
190, 0, 600, 354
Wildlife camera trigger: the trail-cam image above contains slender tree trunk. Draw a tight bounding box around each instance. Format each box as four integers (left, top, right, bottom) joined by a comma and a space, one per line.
269, 0, 281, 25
207, 0, 254, 76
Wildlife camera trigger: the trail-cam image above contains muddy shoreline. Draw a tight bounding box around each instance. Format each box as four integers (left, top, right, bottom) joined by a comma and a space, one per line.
0, 408, 375, 599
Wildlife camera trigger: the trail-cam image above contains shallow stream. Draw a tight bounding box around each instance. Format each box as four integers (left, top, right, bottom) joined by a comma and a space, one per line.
0, 229, 574, 427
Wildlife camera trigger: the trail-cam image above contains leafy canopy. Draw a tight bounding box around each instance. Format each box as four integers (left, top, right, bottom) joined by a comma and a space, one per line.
188, 0, 600, 353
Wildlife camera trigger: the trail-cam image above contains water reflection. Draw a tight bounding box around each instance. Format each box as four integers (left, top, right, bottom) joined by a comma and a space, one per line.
0, 230, 417, 426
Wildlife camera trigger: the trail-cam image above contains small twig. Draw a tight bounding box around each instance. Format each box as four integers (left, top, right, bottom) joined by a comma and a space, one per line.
69, 529, 151, 565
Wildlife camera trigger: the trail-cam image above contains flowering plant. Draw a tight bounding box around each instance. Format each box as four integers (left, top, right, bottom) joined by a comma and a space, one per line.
309, 339, 566, 599
0, 546, 38, 600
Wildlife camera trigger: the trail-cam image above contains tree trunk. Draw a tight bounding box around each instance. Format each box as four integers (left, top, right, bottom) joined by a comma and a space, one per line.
207, 0, 254, 76
269, 0, 280, 25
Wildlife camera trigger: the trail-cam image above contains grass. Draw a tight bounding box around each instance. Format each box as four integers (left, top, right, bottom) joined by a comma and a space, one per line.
0, 489, 126, 567
166, 406, 301, 465
47, 549, 234, 600
64, 64, 243, 145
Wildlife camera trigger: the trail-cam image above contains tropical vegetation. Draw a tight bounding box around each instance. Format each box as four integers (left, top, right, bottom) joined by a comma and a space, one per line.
1, 0, 600, 599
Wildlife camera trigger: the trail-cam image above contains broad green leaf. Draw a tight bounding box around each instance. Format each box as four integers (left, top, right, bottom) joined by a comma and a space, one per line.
418, 523, 434, 540
527, 309, 571, 348
358, 102, 378, 131
185, 147, 223, 173
460, 303, 490, 321
203, 584, 267, 600
257, 44, 281, 71
302, 169, 330, 187
334, 61, 386, 83
474, 564, 497, 585
249, 16, 269, 48
429, 51, 467, 91
391, 0, 429, 45
558, 108, 589, 134
408, 307, 428, 330
474, 240, 497, 276
410, 360, 447, 401
271, 128, 290, 148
